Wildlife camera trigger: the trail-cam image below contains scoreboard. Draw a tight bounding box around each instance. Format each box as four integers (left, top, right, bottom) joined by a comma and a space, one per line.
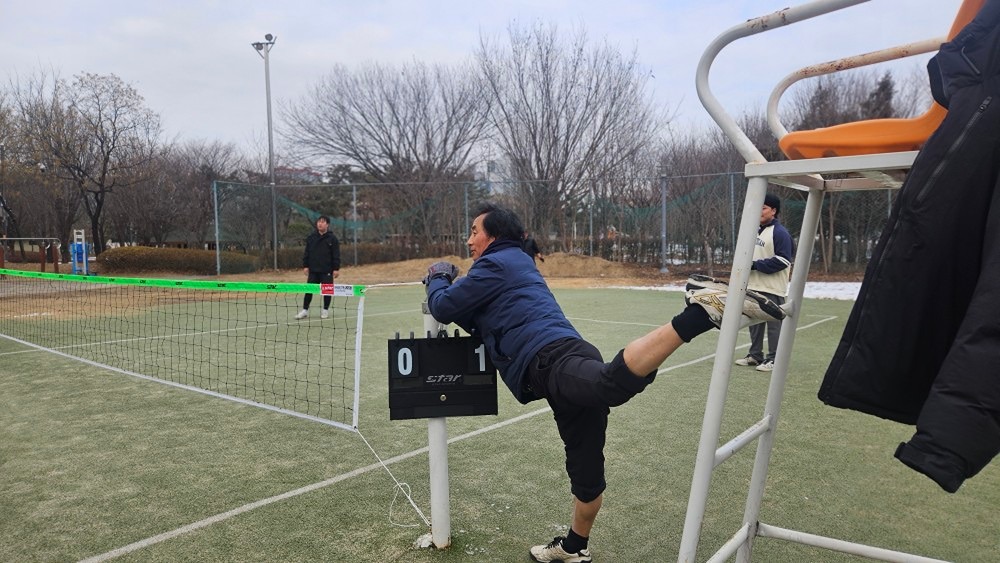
388, 332, 498, 420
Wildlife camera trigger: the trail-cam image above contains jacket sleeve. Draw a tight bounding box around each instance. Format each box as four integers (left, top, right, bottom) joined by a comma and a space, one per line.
302, 235, 311, 268
426, 258, 506, 332
330, 235, 341, 271
753, 225, 793, 274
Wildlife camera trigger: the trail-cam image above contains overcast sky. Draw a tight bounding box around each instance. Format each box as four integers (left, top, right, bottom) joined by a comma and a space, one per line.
4, 0, 960, 156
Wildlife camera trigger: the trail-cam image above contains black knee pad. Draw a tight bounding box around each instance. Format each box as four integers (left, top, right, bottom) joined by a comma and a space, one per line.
607, 350, 656, 392
572, 480, 607, 504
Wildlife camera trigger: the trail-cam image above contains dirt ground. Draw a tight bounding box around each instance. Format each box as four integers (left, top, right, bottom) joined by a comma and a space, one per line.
18, 251, 859, 287
216, 252, 686, 288
211, 252, 865, 287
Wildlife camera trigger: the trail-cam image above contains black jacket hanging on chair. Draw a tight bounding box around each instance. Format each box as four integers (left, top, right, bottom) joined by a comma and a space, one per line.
819, 0, 1000, 493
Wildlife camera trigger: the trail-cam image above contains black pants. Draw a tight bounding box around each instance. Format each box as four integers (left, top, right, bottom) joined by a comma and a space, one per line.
302, 271, 333, 310
527, 338, 656, 503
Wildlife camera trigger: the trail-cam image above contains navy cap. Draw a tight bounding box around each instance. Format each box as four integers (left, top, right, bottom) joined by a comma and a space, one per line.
764, 193, 780, 213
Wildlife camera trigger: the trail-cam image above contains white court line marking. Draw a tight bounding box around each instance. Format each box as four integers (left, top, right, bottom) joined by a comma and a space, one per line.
0, 310, 388, 358
654, 315, 838, 374
567, 316, 660, 328
78, 407, 551, 563
364, 308, 421, 318
0, 333, 356, 432
0, 323, 281, 356
78, 313, 839, 562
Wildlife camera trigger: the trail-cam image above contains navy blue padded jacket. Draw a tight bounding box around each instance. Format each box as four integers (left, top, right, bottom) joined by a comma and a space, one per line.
426, 239, 580, 404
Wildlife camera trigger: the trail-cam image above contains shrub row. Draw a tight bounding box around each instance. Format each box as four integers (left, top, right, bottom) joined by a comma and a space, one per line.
96, 241, 468, 275
96, 247, 259, 275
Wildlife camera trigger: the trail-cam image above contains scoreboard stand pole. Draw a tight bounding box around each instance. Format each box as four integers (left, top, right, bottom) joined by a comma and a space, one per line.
389, 304, 497, 549
423, 304, 451, 549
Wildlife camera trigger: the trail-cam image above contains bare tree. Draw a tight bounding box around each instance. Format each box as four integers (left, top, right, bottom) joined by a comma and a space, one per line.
0, 139, 81, 259
3, 71, 84, 256
175, 140, 247, 247
283, 61, 489, 245
15, 72, 161, 253
106, 150, 187, 246
285, 61, 488, 180
476, 22, 662, 244
573, 145, 665, 263
662, 130, 728, 275
783, 70, 919, 273
0, 88, 22, 241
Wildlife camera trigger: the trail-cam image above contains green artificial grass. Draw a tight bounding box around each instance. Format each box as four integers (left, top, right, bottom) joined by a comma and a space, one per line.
1, 285, 996, 562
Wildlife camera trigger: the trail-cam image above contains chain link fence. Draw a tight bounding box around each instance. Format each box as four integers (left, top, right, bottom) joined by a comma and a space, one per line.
211, 174, 898, 275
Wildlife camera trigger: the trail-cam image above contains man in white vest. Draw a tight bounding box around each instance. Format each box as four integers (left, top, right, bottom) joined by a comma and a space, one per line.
735, 193, 793, 372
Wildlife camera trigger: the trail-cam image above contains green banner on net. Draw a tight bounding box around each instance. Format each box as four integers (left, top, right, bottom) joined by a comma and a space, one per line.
0, 268, 366, 297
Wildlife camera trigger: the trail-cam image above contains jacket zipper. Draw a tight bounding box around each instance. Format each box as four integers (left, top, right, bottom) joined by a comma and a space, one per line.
915, 96, 993, 204
829, 96, 994, 387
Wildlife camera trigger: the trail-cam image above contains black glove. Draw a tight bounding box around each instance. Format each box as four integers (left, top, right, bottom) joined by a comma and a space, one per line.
423, 261, 459, 285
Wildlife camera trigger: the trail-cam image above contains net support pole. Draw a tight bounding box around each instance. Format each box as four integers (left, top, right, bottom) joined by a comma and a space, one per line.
213, 181, 221, 276
659, 174, 669, 274
423, 303, 451, 549
352, 184, 358, 267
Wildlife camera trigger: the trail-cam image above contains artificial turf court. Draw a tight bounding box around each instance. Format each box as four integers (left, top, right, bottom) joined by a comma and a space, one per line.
1, 284, 997, 561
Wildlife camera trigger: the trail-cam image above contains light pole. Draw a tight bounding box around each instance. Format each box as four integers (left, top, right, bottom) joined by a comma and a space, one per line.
251, 33, 278, 270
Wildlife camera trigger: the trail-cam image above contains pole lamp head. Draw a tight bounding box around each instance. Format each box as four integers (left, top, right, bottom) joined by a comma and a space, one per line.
265, 33, 274, 42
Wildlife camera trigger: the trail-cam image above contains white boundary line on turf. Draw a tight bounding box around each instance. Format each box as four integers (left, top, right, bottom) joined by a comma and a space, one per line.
567, 316, 660, 328
0, 332, 357, 432
0, 322, 279, 356
0, 308, 417, 358
77, 313, 839, 562
0, 312, 357, 357
77, 406, 553, 563
655, 315, 838, 374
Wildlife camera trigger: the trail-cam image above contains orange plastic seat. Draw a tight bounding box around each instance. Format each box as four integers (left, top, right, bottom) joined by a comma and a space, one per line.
780, 105, 946, 159
779, 0, 985, 160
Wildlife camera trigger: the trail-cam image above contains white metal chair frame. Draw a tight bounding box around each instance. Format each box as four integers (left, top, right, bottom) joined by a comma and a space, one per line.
679, 1, 952, 562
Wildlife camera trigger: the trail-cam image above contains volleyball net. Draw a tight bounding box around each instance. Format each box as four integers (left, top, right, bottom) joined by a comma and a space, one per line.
0, 269, 366, 432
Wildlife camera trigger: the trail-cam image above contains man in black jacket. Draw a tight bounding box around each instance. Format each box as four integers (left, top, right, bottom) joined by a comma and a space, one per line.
295, 215, 340, 320
522, 230, 545, 263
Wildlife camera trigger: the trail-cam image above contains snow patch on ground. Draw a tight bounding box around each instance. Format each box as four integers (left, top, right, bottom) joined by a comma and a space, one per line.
611, 282, 861, 301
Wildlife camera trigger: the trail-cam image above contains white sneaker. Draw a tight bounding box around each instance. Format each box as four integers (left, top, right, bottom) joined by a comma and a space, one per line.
735, 355, 761, 366
320, 309, 329, 319
756, 360, 775, 372
684, 274, 786, 328
294, 309, 309, 320
529, 536, 592, 562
